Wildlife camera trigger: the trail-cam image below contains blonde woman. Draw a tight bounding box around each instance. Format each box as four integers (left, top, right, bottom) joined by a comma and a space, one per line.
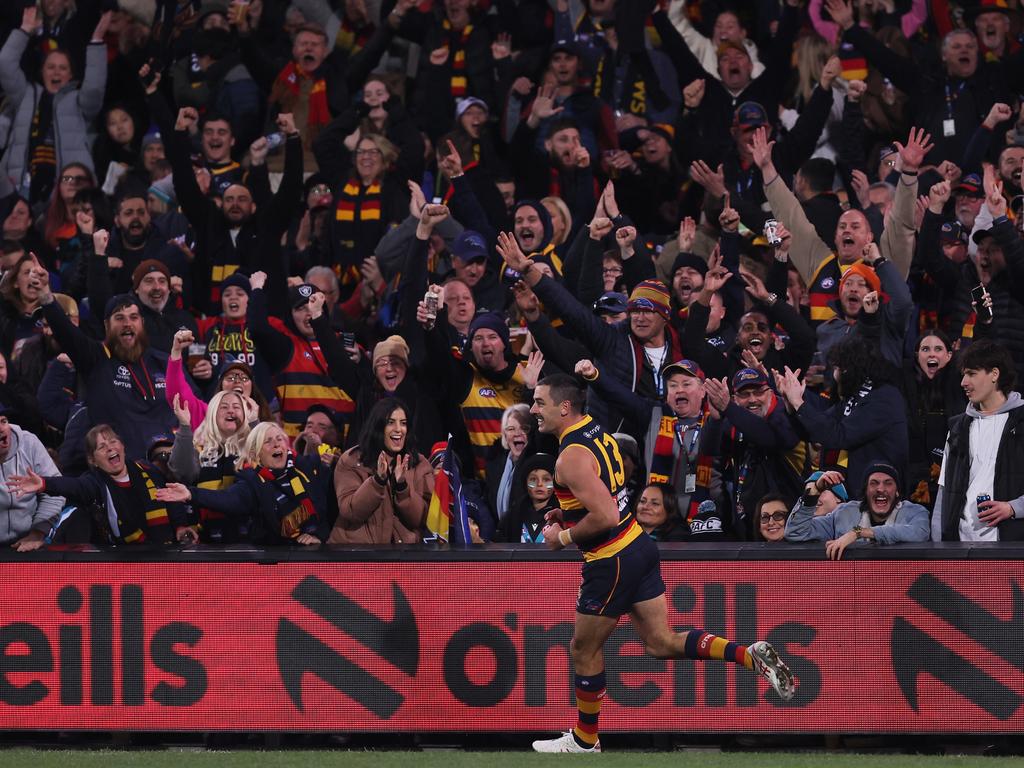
168, 390, 258, 543
158, 421, 330, 545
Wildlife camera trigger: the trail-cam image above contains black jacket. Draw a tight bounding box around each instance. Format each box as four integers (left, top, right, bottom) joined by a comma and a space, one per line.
938, 398, 1024, 541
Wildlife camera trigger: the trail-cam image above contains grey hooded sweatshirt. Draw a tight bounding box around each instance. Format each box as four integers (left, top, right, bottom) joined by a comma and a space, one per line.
0, 425, 65, 544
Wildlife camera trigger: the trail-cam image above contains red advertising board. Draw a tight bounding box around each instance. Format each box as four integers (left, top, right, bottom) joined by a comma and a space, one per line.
0, 560, 1022, 733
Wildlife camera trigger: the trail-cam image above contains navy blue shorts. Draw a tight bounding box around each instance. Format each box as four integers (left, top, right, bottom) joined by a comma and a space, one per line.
576, 532, 665, 617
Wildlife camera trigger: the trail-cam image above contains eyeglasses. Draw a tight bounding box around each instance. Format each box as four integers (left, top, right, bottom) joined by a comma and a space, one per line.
760, 511, 787, 524
355, 148, 382, 157
223, 373, 251, 384
602, 267, 623, 275
61, 174, 89, 184
310, 184, 331, 196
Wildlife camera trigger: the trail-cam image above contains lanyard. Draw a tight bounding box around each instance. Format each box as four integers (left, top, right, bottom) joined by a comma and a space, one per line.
126, 359, 156, 401
944, 81, 965, 119
675, 412, 705, 464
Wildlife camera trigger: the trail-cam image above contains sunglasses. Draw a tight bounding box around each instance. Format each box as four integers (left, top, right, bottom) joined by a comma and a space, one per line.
760, 511, 787, 524
61, 174, 89, 183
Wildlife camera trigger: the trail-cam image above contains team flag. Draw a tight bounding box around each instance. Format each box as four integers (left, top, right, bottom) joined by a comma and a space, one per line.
426, 439, 472, 544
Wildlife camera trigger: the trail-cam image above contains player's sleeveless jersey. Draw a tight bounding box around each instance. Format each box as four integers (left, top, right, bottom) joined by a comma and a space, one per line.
554, 415, 641, 562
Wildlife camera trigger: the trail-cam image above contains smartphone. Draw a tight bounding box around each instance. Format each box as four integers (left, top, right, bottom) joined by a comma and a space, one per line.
342, 332, 356, 348
971, 284, 993, 324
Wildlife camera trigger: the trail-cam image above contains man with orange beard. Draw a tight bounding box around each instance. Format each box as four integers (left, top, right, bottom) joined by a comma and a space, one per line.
37, 278, 181, 461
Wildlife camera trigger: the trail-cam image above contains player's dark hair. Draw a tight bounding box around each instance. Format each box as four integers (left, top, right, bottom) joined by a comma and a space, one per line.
538, 373, 586, 414
960, 339, 1016, 394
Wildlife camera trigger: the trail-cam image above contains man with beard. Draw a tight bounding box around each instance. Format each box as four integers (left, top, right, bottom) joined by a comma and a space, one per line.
784, 462, 929, 559
703, 369, 806, 538
101, 193, 189, 296
951, 173, 986, 255
754, 125, 921, 325
513, 117, 596, 232
0, 405, 64, 552
575, 357, 729, 539
164, 106, 302, 314
934, 339, 1024, 542
37, 288, 180, 461
90, 229, 197, 354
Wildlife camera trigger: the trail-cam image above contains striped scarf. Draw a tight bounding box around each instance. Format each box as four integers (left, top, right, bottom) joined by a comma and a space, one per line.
337, 18, 374, 54
272, 62, 330, 128
256, 463, 318, 540
443, 20, 473, 98
334, 178, 382, 283
647, 404, 714, 521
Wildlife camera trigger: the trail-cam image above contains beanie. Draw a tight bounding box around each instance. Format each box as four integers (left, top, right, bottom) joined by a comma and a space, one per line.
220, 271, 252, 296
863, 461, 901, 489
806, 470, 849, 502
131, 259, 171, 291
373, 335, 410, 367
671, 251, 709, 278
839, 262, 881, 295
104, 293, 140, 320
468, 312, 511, 349
513, 199, 553, 251
627, 280, 672, 321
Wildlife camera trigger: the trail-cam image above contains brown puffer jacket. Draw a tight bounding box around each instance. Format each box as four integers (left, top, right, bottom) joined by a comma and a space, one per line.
328, 447, 432, 544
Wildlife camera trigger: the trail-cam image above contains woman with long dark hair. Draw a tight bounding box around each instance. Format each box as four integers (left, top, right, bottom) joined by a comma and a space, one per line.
634, 482, 686, 541
900, 329, 966, 509
330, 398, 432, 544
776, 335, 908, 491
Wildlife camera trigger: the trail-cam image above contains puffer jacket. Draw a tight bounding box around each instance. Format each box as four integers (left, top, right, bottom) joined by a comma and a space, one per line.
0, 424, 65, 544
0, 31, 106, 196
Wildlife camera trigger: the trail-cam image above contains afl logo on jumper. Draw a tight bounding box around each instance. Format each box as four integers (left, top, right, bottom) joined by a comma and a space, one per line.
820, 277, 835, 290
478, 387, 496, 398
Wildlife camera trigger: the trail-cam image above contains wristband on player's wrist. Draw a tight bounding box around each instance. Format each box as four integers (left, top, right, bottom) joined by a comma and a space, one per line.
558, 528, 573, 547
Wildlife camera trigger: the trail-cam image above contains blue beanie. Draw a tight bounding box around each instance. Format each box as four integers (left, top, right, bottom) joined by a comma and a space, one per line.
468, 312, 510, 350
807, 471, 849, 502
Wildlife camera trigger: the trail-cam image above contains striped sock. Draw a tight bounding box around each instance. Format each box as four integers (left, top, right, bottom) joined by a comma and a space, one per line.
572, 671, 605, 748
683, 630, 753, 669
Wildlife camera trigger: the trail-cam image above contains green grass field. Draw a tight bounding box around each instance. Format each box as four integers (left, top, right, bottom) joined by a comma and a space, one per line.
3, 750, 1024, 768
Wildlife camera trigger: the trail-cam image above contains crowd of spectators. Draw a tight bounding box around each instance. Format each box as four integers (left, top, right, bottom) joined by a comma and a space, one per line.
0, 0, 1022, 556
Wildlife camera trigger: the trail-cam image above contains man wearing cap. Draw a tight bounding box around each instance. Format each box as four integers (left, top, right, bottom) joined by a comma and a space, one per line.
593, 292, 627, 325
0, 406, 65, 552
38, 286, 180, 461
754, 125, 921, 325
703, 369, 806, 538
575, 357, 723, 529
969, 0, 1019, 64
916, 180, 979, 342
785, 463, 929, 559
815, 242, 914, 367
952, 172, 987, 239
247, 272, 355, 441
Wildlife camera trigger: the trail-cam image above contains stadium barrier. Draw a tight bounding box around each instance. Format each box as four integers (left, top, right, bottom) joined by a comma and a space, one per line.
0, 543, 1021, 734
